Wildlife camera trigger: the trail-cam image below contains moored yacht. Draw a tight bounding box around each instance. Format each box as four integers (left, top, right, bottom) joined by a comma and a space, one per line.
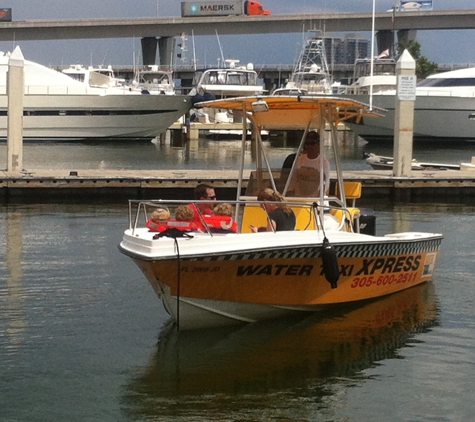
337, 57, 397, 95
131, 65, 175, 95
0, 48, 191, 141
345, 65, 475, 142
190, 60, 264, 124
62, 64, 126, 89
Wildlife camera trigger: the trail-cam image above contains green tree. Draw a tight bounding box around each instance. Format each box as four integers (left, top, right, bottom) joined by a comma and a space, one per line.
396, 39, 438, 80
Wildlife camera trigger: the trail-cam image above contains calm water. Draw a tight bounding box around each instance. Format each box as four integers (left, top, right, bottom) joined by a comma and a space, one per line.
1, 138, 475, 421
1, 131, 474, 172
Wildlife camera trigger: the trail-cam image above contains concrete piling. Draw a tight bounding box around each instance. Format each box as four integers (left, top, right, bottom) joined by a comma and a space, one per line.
393, 49, 416, 177
6, 46, 25, 174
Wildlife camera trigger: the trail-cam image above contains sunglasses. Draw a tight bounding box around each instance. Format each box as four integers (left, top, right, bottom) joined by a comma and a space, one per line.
207, 195, 216, 200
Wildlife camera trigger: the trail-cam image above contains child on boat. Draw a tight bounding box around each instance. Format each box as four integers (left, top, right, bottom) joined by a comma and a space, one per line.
204, 203, 238, 233
167, 204, 200, 232
145, 208, 170, 232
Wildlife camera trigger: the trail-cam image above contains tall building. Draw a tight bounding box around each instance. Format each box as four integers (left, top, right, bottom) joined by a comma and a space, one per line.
324, 34, 371, 66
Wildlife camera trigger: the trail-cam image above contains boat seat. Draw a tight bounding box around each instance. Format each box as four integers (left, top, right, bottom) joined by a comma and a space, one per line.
334, 181, 362, 207
241, 204, 316, 233
330, 207, 361, 233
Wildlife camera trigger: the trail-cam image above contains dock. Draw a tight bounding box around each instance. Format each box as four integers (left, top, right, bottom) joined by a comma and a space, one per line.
2, 168, 475, 203
167, 122, 350, 140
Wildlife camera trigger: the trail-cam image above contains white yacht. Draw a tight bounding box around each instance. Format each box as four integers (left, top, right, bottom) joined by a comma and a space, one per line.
0, 50, 191, 141
346, 66, 475, 142
62, 64, 126, 89
337, 57, 397, 95
131, 65, 175, 95
190, 60, 264, 124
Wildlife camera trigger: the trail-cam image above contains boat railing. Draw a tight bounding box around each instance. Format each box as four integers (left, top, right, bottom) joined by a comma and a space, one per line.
21, 85, 137, 96
127, 198, 362, 236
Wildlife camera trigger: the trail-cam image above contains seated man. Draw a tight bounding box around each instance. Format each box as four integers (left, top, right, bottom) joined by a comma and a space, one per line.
190, 183, 217, 231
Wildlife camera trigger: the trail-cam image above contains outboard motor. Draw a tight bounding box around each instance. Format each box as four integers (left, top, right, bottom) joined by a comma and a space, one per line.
359, 208, 376, 236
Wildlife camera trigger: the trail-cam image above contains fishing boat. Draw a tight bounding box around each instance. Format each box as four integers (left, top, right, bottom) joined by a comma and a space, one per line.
364, 152, 461, 171
119, 95, 443, 330
0, 48, 191, 141
273, 33, 332, 96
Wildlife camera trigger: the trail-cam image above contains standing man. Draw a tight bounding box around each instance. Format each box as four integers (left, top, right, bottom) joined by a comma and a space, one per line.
190, 183, 216, 231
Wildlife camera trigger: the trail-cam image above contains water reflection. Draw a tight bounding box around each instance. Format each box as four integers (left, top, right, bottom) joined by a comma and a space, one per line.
123, 282, 439, 420
3, 211, 27, 354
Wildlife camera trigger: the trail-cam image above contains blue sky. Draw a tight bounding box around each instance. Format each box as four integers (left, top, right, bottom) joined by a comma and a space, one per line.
1, 1, 474, 68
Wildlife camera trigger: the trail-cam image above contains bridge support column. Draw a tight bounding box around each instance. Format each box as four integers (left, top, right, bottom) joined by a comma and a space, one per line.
397, 29, 417, 43
158, 36, 176, 67
376, 30, 394, 56
141, 37, 158, 66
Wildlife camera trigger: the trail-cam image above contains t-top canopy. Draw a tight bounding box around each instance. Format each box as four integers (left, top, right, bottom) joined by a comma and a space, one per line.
196, 95, 386, 130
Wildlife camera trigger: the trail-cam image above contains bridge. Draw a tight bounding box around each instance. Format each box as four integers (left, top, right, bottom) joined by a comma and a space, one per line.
1, 9, 475, 65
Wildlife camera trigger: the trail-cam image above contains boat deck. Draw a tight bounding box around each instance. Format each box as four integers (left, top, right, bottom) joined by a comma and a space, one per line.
2, 168, 475, 202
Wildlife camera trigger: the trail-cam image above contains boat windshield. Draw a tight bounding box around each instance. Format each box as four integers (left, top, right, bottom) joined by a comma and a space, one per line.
353, 60, 396, 79
417, 77, 475, 87
66, 73, 85, 83
142, 73, 170, 84
197, 70, 258, 85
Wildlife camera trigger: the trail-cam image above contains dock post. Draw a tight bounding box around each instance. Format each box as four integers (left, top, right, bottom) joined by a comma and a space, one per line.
393, 49, 416, 177
6, 46, 25, 174
183, 111, 191, 142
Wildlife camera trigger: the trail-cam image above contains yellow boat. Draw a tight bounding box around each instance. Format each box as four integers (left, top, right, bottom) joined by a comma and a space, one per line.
119, 96, 443, 330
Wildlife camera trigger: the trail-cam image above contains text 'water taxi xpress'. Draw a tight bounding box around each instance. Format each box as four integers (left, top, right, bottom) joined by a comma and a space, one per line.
119, 95, 443, 330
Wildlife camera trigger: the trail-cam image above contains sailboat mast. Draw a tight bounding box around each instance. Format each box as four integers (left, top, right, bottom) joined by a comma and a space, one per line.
369, 0, 376, 110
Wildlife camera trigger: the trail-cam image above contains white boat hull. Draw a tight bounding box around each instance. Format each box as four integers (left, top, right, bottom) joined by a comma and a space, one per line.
121, 229, 442, 330
346, 93, 475, 142
0, 93, 191, 141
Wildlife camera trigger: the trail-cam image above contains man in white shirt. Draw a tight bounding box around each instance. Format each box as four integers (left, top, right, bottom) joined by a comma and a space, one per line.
287, 131, 330, 197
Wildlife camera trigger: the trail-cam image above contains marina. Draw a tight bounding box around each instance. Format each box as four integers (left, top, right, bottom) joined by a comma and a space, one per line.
3, 2, 475, 418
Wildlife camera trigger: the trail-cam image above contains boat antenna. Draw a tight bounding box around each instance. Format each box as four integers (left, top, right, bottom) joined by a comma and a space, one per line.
101, 50, 109, 67
369, 0, 376, 110
192, 29, 197, 71
215, 30, 225, 67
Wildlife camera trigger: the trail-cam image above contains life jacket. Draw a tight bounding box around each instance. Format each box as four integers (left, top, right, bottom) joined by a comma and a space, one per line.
166, 220, 198, 232
203, 214, 237, 233
190, 204, 213, 232
146, 219, 168, 233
